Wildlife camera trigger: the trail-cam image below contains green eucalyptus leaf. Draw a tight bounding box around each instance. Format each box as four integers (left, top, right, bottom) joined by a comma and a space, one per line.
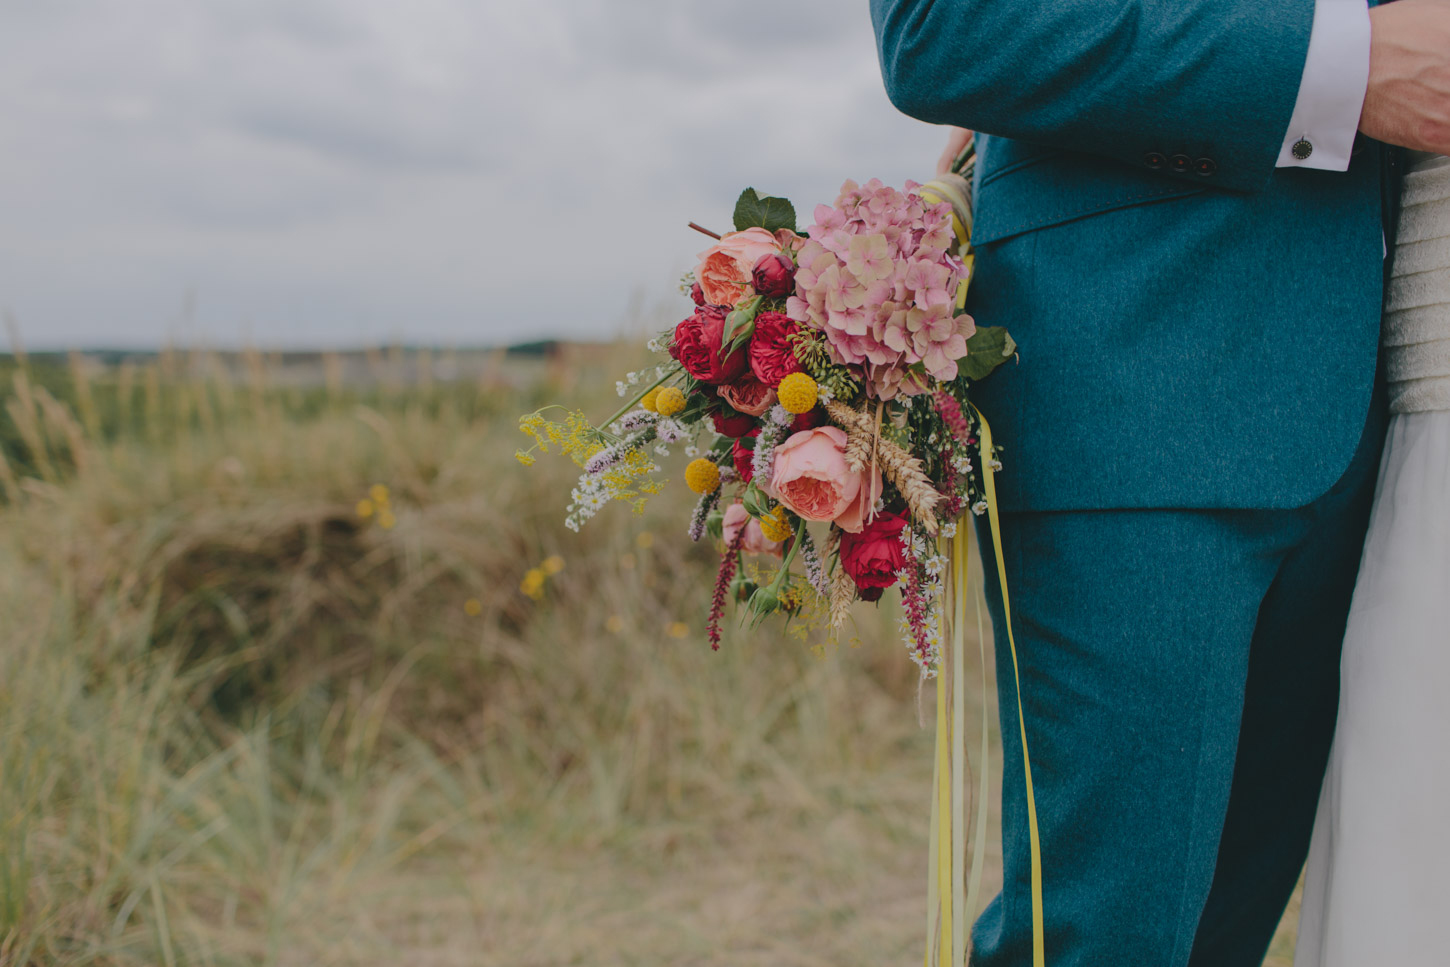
960, 326, 1018, 382
733, 188, 797, 234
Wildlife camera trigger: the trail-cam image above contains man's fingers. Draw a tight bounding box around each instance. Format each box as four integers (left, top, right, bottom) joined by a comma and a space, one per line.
936, 127, 974, 175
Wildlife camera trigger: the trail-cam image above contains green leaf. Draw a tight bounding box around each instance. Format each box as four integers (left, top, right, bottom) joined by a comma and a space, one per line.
733, 188, 797, 234
960, 326, 1017, 382
741, 482, 770, 519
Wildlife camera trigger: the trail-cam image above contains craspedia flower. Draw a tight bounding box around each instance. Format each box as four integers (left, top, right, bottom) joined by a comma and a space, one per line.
356, 498, 375, 518
640, 387, 662, 412
776, 373, 819, 414
369, 483, 390, 505
758, 506, 794, 543
655, 386, 687, 416
685, 458, 721, 494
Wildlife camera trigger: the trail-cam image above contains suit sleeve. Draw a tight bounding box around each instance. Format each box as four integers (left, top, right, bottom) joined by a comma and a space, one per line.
870, 0, 1317, 192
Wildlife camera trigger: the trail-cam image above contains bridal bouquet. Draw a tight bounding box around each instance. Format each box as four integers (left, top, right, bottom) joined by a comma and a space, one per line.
517, 173, 1015, 674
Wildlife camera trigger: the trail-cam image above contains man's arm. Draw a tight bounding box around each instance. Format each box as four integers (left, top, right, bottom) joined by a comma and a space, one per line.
871, 0, 1316, 192
1276, 0, 1371, 171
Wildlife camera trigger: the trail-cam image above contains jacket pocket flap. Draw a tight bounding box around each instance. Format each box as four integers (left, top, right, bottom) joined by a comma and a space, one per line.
972, 147, 1206, 246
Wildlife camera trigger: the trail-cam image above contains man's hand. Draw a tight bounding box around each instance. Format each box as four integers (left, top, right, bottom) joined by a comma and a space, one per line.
1360, 0, 1450, 154
936, 126, 974, 175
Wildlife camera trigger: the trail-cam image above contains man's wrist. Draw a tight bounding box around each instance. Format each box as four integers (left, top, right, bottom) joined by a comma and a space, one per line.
1277, 0, 1372, 171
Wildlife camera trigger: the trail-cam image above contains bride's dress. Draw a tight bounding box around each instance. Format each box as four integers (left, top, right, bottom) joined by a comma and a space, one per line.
1294, 151, 1450, 966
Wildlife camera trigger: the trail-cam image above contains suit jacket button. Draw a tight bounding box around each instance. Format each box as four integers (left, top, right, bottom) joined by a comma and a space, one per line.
1194, 157, 1217, 177
1144, 151, 1167, 170
1169, 153, 1192, 173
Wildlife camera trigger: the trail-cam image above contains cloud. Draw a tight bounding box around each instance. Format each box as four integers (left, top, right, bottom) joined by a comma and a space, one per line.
0, 1, 948, 349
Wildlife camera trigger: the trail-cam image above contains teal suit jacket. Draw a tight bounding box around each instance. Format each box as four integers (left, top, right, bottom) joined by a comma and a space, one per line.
870, 0, 1394, 511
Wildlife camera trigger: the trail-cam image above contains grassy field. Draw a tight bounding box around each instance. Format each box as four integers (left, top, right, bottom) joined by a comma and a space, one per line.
0, 343, 1300, 965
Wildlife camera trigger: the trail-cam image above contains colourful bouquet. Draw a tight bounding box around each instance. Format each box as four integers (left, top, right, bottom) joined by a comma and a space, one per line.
517, 163, 1015, 676
519, 148, 1046, 967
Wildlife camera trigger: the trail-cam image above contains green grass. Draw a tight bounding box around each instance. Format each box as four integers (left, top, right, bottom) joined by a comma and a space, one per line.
0, 343, 1300, 965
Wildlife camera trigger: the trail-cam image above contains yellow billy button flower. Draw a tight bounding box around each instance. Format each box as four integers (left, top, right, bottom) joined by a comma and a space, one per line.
776, 373, 819, 414
684, 458, 721, 494
655, 386, 687, 416
640, 387, 661, 412
355, 498, 375, 518
758, 506, 794, 543
369, 483, 390, 505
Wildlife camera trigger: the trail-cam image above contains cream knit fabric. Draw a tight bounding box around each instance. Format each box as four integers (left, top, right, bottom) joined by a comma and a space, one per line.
1385, 152, 1450, 414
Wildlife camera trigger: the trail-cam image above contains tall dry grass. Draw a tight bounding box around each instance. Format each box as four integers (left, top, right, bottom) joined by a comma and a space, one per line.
0, 343, 984, 966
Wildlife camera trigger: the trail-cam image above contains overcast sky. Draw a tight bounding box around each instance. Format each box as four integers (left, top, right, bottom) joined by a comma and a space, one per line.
0, 1, 947, 350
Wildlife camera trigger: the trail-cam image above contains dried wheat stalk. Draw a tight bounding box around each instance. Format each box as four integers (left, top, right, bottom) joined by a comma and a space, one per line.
825, 401, 940, 533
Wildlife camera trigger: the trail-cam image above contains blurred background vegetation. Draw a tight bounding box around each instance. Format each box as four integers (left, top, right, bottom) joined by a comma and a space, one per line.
0, 339, 1299, 965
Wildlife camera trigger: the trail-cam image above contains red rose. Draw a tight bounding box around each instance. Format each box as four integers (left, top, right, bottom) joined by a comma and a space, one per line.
748, 311, 803, 387
751, 253, 796, 298
839, 511, 910, 596
671, 306, 748, 385
791, 407, 826, 432
690, 281, 706, 306
732, 429, 760, 482
710, 406, 757, 438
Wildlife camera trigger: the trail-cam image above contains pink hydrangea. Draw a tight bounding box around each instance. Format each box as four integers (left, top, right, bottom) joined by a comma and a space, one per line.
787, 179, 976, 399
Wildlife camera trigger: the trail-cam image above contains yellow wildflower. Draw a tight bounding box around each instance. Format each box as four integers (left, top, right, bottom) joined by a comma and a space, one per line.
515, 450, 536, 467
356, 498, 375, 518
635, 532, 655, 550
605, 614, 624, 633
759, 506, 794, 543
463, 598, 483, 616
666, 621, 689, 639
655, 386, 687, 416
369, 483, 390, 505
520, 568, 546, 600
684, 458, 721, 494
776, 373, 819, 414
640, 387, 661, 412
541, 555, 565, 575
377, 509, 397, 530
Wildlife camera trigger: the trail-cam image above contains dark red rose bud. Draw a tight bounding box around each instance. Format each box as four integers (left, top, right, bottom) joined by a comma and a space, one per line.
691, 281, 706, 306
839, 511, 910, 594
751, 253, 796, 298
791, 407, 826, 432
857, 586, 885, 603
710, 406, 756, 439
732, 429, 760, 483
671, 305, 749, 385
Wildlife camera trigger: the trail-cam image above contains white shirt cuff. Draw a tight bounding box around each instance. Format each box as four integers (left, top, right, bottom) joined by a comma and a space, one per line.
1276, 0, 1371, 171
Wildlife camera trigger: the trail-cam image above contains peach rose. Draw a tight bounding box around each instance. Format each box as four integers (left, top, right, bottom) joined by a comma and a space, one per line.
766, 426, 883, 533
722, 502, 783, 557
718, 376, 776, 417
695, 227, 783, 308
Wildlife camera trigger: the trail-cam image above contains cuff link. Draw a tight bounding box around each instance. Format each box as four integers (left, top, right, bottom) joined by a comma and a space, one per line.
1292, 139, 1314, 161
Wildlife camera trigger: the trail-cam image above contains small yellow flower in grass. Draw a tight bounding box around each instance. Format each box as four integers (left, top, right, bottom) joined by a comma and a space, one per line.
605, 614, 624, 633
377, 509, 397, 530
776, 373, 818, 414
463, 598, 483, 616
666, 621, 689, 639
655, 386, 687, 416
684, 458, 721, 494
369, 483, 390, 505
640, 387, 661, 412
541, 555, 565, 576
635, 532, 655, 550
520, 568, 546, 600
356, 498, 375, 518
758, 506, 794, 543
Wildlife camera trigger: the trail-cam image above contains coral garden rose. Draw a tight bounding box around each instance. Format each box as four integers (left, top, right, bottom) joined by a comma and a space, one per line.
766, 426, 882, 533
721, 502, 783, 557
695, 227, 783, 308
838, 510, 909, 600
748, 311, 804, 387
671, 305, 748, 385
718, 375, 775, 417
710, 406, 757, 438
